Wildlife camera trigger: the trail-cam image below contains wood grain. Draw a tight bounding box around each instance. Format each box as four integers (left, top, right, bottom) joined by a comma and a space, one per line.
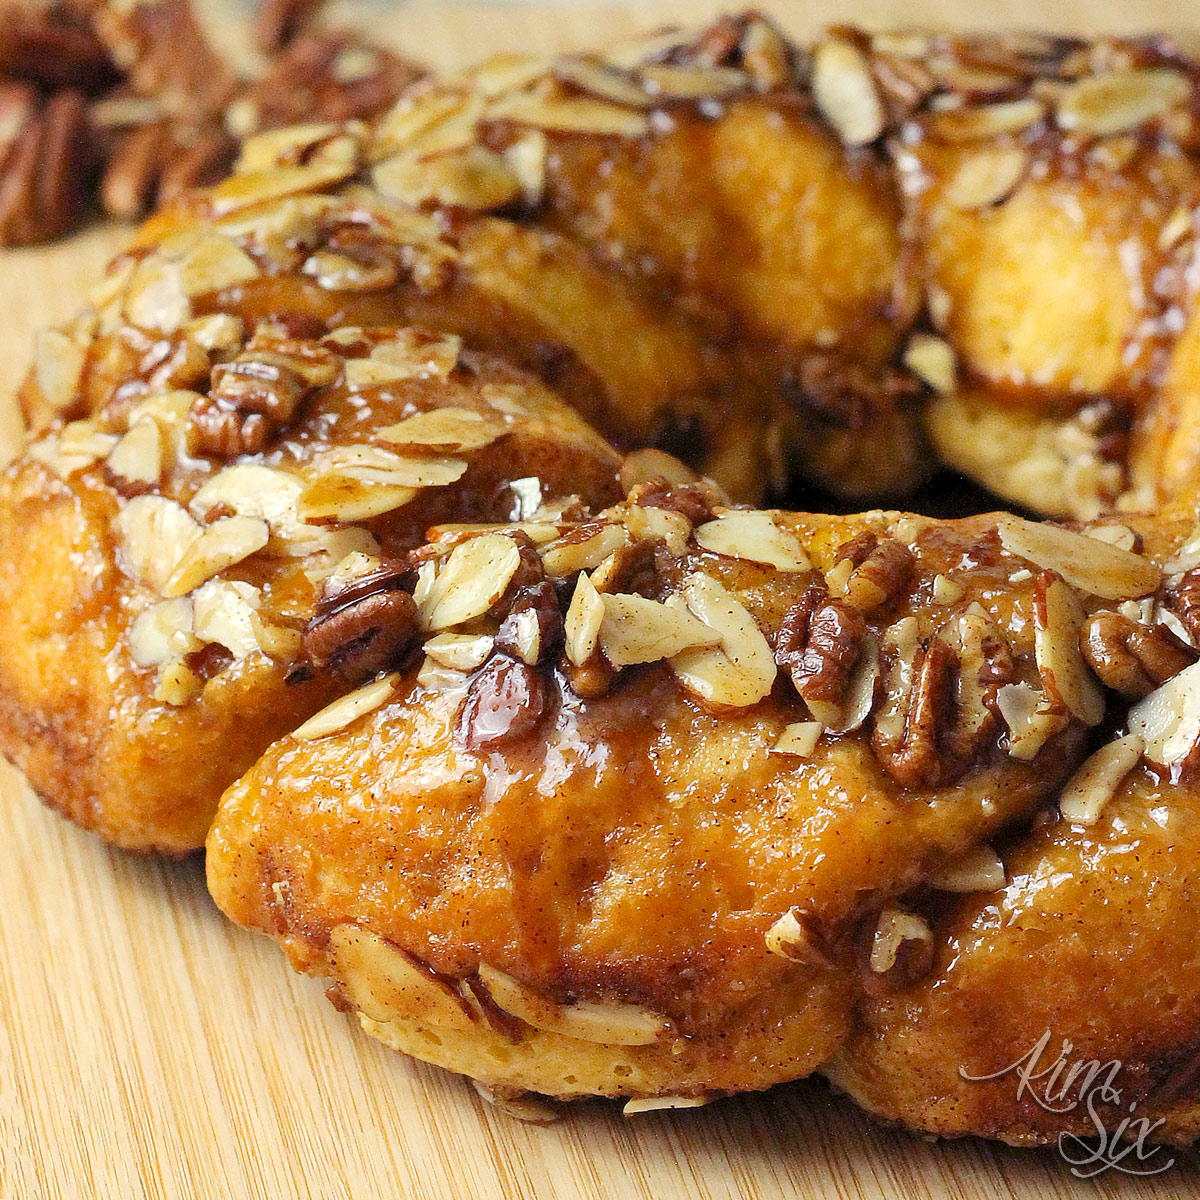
2, 3, 1198, 1197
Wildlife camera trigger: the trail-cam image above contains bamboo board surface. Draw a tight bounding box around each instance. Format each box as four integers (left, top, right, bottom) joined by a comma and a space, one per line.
3, 2, 1200, 1197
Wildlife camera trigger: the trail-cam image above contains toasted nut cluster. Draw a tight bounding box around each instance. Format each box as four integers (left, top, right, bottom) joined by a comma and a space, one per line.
190, 334, 340, 459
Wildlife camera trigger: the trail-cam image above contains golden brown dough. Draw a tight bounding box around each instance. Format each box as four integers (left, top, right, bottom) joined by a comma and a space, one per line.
0, 330, 620, 851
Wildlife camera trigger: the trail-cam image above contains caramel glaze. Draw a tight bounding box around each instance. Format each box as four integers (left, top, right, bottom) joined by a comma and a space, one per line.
206, 512, 1087, 1068
0, 349, 620, 851
826, 766, 1200, 1146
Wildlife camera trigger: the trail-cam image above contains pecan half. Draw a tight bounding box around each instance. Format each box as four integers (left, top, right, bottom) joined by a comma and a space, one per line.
304, 564, 419, 682
775, 581, 867, 708
0, 84, 93, 247
233, 29, 422, 134
873, 634, 957, 788
456, 653, 549, 749
834, 531, 915, 614
628, 478, 716, 527
190, 335, 340, 459
1082, 611, 1196, 700
0, 4, 118, 92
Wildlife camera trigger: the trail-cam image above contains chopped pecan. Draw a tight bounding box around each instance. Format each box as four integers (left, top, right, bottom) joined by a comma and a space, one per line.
786, 355, 922, 432
495, 582, 564, 667
629, 478, 716, 527
304, 564, 419, 682
775, 581, 867, 708
939, 606, 1014, 760
1167, 566, 1200, 645
1082, 611, 1196, 700
490, 529, 545, 614
834, 531, 915, 614
189, 335, 340, 459
589, 538, 668, 597
456, 653, 549, 749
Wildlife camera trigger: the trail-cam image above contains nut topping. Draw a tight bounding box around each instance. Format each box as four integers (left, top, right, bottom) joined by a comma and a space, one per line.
456, 653, 548, 749
292, 672, 398, 741
494, 582, 563, 666
1058, 733, 1144, 825
1166, 566, 1200, 645
1034, 575, 1104, 725
813, 36, 885, 146
869, 904, 935, 986
1081, 611, 1196, 700
831, 532, 915, 614
305, 565, 420, 682
775, 583, 867, 715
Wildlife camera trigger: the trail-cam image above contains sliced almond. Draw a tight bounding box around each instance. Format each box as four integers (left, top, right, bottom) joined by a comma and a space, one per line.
504, 128, 547, 203
670, 573, 776, 709
177, 232, 260, 297
928, 97, 1045, 141
929, 845, 1005, 892
618, 448, 698, 493
209, 132, 360, 215
115, 495, 203, 592
637, 63, 750, 100
191, 579, 263, 659
104, 419, 163, 491
1059, 733, 1144, 825
1085, 523, 1138, 552
598, 593, 720, 668
29, 422, 119, 479
812, 37, 885, 146
997, 515, 1160, 599
869, 905, 933, 975
129, 598, 198, 667
373, 144, 522, 211
804, 632, 880, 734
553, 57, 654, 107
293, 673, 397, 741
996, 681, 1067, 760
421, 533, 522, 631
941, 145, 1028, 210
1128, 660, 1200, 767
33, 327, 85, 414
770, 722, 823, 758
932, 573, 965, 604
477, 964, 668, 1046
297, 474, 418, 524
189, 464, 309, 553
375, 408, 502, 454
694, 510, 810, 571
541, 524, 628, 577
1056, 67, 1190, 137
320, 445, 470, 488
423, 632, 495, 672
486, 90, 649, 137
626, 504, 690, 555
903, 333, 958, 393
1035, 577, 1104, 726
329, 924, 475, 1032
124, 256, 189, 332
623, 1096, 711, 1116
161, 515, 270, 598
564, 572, 604, 666
184, 312, 245, 354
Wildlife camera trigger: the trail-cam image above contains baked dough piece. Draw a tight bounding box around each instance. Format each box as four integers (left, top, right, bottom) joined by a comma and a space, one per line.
0, 329, 620, 852
207, 493, 1185, 1101
823, 761, 1200, 1147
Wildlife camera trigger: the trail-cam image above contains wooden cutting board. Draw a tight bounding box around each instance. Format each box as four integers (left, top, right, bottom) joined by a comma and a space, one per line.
2, 3, 1198, 1197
